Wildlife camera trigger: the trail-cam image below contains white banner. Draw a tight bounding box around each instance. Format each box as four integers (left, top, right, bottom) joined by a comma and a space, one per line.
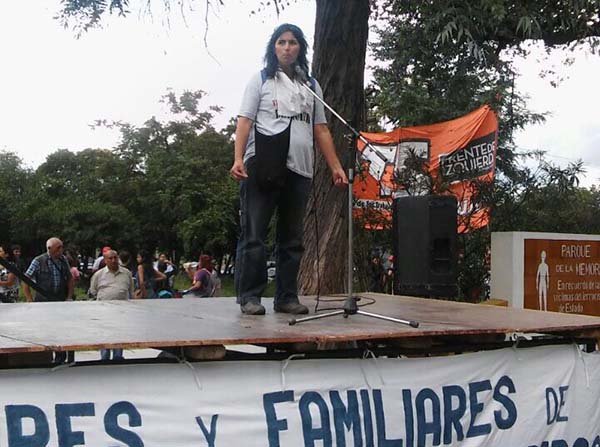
0, 345, 599, 446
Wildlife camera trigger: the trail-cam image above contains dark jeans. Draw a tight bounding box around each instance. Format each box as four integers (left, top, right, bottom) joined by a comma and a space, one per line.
101, 349, 124, 361
54, 351, 74, 364
36, 295, 74, 364
235, 159, 311, 306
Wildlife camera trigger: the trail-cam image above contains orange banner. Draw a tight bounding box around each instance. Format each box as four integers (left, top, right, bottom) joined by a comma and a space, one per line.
353, 105, 498, 232
524, 239, 600, 316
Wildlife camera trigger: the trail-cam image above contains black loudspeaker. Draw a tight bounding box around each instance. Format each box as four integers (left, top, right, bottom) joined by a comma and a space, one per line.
392, 195, 458, 297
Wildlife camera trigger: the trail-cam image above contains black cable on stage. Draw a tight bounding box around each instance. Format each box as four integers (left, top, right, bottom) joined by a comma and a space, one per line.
311, 180, 322, 307
311, 118, 322, 313
306, 79, 380, 315
310, 155, 380, 314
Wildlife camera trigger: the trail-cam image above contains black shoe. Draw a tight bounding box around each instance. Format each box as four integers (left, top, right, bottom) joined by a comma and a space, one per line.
241, 302, 266, 315
274, 302, 309, 314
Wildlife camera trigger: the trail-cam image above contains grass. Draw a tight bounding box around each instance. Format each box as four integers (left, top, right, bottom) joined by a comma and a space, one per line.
18, 272, 276, 301
174, 273, 276, 297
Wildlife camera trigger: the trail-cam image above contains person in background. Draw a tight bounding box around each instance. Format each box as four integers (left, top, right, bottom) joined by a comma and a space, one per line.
185, 261, 198, 282
66, 253, 81, 284
155, 252, 178, 293
183, 255, 214, 298
92, 246, 111, 273
0, 245, 19, 303
134, 250, 166, 299
369, 255, 384, 293
89, 249, 134, 361
11, 244, 27, 273
119, 250, 137, 274
23, 237, 74, 364
210, 259, 222, 296
23, 238, 73, 303
383, 255, 395, 295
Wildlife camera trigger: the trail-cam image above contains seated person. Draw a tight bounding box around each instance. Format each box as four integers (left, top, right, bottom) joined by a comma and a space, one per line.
184, 255, 214, 298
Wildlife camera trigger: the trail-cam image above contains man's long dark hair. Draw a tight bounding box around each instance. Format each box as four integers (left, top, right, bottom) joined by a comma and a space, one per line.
263, 23, 309, 79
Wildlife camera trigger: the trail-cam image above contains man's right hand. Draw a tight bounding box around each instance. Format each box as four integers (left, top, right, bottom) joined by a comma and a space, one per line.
230, 160, 248, 181
23, 284, 33, 303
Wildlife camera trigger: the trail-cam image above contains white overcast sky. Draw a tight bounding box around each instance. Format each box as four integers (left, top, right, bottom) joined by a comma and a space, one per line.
1, 0, 599, 186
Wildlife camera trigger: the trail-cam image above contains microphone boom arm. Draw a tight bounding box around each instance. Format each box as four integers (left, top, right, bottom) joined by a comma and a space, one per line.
289, 74, 420, 328
297, 79, 388, 167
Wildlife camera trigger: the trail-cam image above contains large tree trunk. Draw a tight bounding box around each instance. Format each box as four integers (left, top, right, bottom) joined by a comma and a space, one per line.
299, 0, 370, 294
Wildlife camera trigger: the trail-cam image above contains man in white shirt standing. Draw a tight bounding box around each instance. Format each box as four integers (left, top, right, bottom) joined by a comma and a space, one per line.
91, 246, 112, 273
89, 249, 134, 360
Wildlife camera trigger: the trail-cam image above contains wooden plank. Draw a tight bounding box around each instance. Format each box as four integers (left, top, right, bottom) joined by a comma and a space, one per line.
0, 294, 598, 354
480, 298, 509, 307
0, 335, 47, 353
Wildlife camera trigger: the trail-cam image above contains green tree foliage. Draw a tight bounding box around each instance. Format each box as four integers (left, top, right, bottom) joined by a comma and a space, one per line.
491, 157, 600, 233
366, 0, 600, 299
429, 0, 600, 56
56, 0, 130, 35
372, 0, 599, 177
109, 90, 238, 261
10, 149, 140, 257
55, 0, 299, 34
55, 0, 371, 294
46, 0, 600, 299
0, 151, 32, 249
1, 91, 237, 264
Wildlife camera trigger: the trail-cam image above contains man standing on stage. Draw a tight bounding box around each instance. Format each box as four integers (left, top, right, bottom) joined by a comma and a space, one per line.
230, 23, 347, 315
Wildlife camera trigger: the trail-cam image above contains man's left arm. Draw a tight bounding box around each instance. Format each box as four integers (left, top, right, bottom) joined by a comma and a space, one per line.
88, 271, 99, 299
67, 276, 74, 300
64, 260, 74, 300
314, 124, 348, 187
127, 271, 135, 299
23, 259, 39, 303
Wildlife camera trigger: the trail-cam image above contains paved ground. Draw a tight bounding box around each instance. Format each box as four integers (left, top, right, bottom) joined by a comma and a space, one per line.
73, 344, 266, 362
74, 348, 162, 362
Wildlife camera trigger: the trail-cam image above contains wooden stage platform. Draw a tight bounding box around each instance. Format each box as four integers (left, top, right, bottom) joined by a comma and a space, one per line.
1, 293, 600, 358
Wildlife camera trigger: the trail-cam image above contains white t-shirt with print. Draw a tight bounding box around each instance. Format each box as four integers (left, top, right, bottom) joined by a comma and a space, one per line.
238, 71, 327, 179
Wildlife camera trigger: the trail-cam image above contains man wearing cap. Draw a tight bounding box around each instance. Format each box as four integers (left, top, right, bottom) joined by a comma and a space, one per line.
92, 246, 111, 273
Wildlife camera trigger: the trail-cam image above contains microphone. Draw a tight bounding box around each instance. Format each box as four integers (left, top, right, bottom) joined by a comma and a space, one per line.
294, 65, 310, 85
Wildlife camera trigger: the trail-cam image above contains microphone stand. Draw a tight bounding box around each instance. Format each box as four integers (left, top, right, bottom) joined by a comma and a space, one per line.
289, 73, 419, 329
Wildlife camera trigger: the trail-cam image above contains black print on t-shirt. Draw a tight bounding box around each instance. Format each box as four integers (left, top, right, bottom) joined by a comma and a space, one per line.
275, 110, 311, 124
